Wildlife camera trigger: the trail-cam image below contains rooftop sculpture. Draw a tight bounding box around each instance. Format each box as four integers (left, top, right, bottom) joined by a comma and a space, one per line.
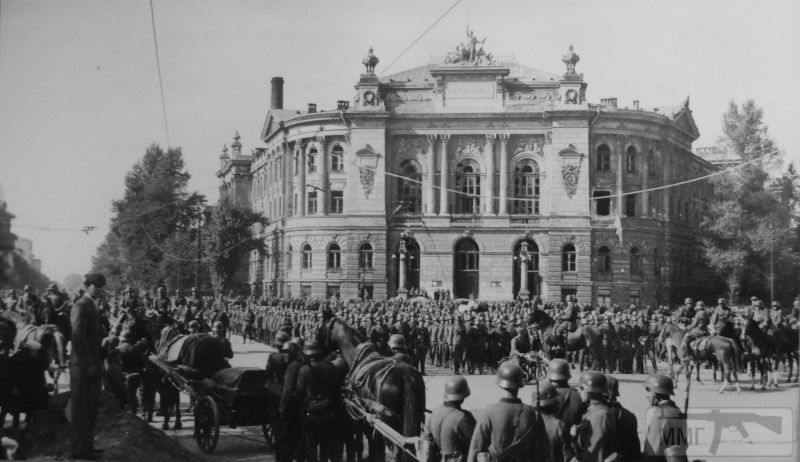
443, 27, 495, 65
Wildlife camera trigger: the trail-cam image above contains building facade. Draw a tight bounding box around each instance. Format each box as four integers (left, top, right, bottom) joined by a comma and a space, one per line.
218, 37, 718, 306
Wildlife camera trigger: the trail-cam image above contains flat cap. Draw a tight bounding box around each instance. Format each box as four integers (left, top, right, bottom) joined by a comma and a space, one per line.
83, 273, 107, 288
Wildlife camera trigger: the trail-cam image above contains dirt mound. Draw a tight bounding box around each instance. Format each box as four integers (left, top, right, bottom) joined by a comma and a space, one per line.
23, 391, 202, 461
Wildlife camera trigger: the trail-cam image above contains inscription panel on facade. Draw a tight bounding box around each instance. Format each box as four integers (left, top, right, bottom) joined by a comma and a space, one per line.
446, 81, 495, 99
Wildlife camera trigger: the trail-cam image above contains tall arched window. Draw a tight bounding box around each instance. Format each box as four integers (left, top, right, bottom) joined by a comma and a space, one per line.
396, 158, 422, 213
597, 246, 611, 273
513, 159, 540, 214
327, 243, 341, 269
331, 145, 344, 172
286, 245, 293, 271
596, 144, 611, 171
359, 242, 373, 269
455, 159, 480, 214
302, 244, 312, 269
630, 247, 642, 275
562, 244, 577, 272
307, 147, 317, 173
626, 146, 637, 173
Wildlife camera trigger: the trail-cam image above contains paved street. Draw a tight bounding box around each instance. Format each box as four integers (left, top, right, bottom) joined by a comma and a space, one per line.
146, 334, 798, 462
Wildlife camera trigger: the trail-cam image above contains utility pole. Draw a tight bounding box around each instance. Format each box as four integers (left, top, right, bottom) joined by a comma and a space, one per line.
769, 212, 774, 303
196, 210, 203, 291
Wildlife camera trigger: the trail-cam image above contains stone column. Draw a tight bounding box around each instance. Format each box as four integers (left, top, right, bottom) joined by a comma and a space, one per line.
484, 134, 496, 215
616, 137, 624, 215
317, 136, 328, 215
518, 242, 530, 301
425, 135, 437, 215
298, 144, 306, 216
642, 144, 650, 217
498, 134, 510, 214
397, 240, 408, 298
439, 134, 450, 215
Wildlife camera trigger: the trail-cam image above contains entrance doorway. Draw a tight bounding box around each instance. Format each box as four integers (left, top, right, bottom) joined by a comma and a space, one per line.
453, 237, 479, 299
512, 239, 541, 299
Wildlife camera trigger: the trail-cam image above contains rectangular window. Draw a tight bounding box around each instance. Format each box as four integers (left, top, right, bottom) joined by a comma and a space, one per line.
326, 284, 341, 299
307, 155, 316, 173
597, 293, 611, 308
331, 191, 343, 214
594, 191, 611, 216
630, 293, 641, 307
307, 191, 317, 214
626, 195, 637, 217
300, 284, 312, 298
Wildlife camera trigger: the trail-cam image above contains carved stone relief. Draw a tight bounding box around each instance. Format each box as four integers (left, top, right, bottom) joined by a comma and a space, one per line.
394, 136, 427, 158
454, 136, 485, 156
509, 135, 546, 156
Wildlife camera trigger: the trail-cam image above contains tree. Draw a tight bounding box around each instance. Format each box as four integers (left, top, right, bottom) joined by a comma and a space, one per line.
204, 198, 266, 295
701, 100, 796, 303
92, 144, 206, 290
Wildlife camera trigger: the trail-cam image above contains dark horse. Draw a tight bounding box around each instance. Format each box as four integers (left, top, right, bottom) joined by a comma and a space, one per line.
660, 322, 741, 393
739, 318, 779, 390
319, 317, 425, 462
541, 323, 604, 371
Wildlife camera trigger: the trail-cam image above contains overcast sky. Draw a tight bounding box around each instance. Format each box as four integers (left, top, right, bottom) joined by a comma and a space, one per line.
1, 0, 798, 284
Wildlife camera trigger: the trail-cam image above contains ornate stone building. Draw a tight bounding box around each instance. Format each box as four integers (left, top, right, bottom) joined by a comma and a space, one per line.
218, 36, 717, 305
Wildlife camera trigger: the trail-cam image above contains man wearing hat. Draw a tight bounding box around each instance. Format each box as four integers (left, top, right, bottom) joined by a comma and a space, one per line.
643, 374, 687, 461
605, 375, 640, 462
296, 340, 338, 462
467, 362, 546, 462
422, 376, 476, 462
531, 379, 572, 462
548, 358, 584, 430
67, 273, 107, 460
571, 371, 617, 462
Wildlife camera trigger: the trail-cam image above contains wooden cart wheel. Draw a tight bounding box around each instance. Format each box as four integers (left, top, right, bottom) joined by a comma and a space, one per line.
194, 396, 220, 454
262, 423, 276, 447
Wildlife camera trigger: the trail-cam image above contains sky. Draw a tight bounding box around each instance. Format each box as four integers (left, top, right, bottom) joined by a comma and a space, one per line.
0, 0, 799, 283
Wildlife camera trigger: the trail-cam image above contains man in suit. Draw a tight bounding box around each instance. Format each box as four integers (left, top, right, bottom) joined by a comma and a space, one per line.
68, 273, 107, 460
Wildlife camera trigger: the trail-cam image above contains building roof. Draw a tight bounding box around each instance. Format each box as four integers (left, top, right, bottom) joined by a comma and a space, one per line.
380, 62, 562, 85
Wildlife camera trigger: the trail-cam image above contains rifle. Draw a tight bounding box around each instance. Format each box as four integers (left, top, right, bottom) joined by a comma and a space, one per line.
688, 410, 782, 455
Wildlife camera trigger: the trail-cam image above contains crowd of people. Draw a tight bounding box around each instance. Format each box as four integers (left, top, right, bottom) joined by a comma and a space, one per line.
2, 275, 799, 461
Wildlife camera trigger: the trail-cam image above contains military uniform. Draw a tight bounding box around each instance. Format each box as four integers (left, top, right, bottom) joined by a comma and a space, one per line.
466, 397, 546, 462
423, 402, 476, 462
278, 354, 304, 462
552, 383, 583, 430
608, 401, 640, 462
573, 400, 617, 462
296, 358, 340, 462
643, 399, 687, 462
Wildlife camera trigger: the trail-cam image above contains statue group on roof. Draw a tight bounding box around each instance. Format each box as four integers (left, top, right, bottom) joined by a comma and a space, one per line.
444, 27, 495, 65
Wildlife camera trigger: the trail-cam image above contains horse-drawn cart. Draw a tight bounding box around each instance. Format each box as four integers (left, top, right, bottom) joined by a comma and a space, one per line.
149, 356, 274, 454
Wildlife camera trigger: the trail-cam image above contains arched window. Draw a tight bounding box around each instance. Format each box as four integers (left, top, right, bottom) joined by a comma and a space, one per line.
513, 159, 541, 215
331, 145, 344, 172
302, 244, 312, 269
626, 146, 637, 173
286, 245, 293, 271
630, 247, 642, 275
397, 159, 422, 213
596, 144, 611, 171
307, 147, 317, 173
455, 159, 480, 214
562, 244, 577, 272
327, 243, 341, 269
597, 246, 611, 273
359, 242, 373, 269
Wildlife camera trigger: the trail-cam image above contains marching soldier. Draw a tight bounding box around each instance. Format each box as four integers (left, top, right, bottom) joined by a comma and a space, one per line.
548, 358, 584, 430
451, 318, 467, 375
570, 371, 617, 462
531, 379, 572, 462
642, 375, 687, 462
297, 340, 339, 462
211, 321, 233, 359
605, 375, 640, 462
467, 362, 546, 462
422, 376, 476, 462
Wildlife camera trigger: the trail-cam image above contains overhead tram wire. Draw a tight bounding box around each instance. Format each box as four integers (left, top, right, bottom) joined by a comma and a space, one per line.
148, 0, 171, 147
379, 0, 465, 76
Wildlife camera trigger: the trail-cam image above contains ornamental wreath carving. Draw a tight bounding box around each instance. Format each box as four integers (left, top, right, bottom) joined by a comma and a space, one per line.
561, 164, 580, 198
359, 166, 376, 197
356, 146, 380, 198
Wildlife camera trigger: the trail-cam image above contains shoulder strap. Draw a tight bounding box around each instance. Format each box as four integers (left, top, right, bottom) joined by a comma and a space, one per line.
492, 406, 535, 461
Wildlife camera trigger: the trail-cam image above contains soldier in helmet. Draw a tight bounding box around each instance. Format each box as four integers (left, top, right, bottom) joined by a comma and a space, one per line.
389, 334, 416, 367
605, 375, 640, 462
278, 340, 304, 462
467, 361, 546, 462
548, 358, 584, 429
643, 374, 687, 461
571, 371, 617, 462
296, 340, 338, 462
422, 376, 476, 462
211, 321, 233, 359
679, 307, 709, 359
531, 379, 572, 462
674, 298, 695, 326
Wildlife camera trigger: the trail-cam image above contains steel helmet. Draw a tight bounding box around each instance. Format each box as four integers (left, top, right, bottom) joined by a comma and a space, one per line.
273, 331, 290, 348
303, 340, 324, 357
645, 374, 675, 396
548, 358, 571, 381
531, 379, 559, 407
281, 340, 301, 356
496, 361, 525, 390
187, 320, 200, 331
388, 334, 406, 350
578, 371, 607, 394
212, 321, 225, 333
443, 375, 471, 402
605, 375, 620, 398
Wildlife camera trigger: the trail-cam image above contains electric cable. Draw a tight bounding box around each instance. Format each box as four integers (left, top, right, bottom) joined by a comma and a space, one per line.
148, 0, 171, 147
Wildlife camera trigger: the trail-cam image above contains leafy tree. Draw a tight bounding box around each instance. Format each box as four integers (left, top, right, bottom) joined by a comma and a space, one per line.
701, 100, 797, 303
92, 144, 205, 290
204, 198, 266, 295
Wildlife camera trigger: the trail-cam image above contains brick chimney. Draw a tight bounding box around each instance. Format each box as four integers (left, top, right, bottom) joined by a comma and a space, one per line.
600, 97, 618, 109
307, 103, 317, 113
337, 100, 350, 111
270, 77, 284, 110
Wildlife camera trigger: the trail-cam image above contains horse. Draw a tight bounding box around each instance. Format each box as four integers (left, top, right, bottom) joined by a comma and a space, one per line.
541, 323, 604, 371
0, 310, 66, 392
319, 317, 425, 462
739, 318, 779, 390
659, 322, 741, 393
